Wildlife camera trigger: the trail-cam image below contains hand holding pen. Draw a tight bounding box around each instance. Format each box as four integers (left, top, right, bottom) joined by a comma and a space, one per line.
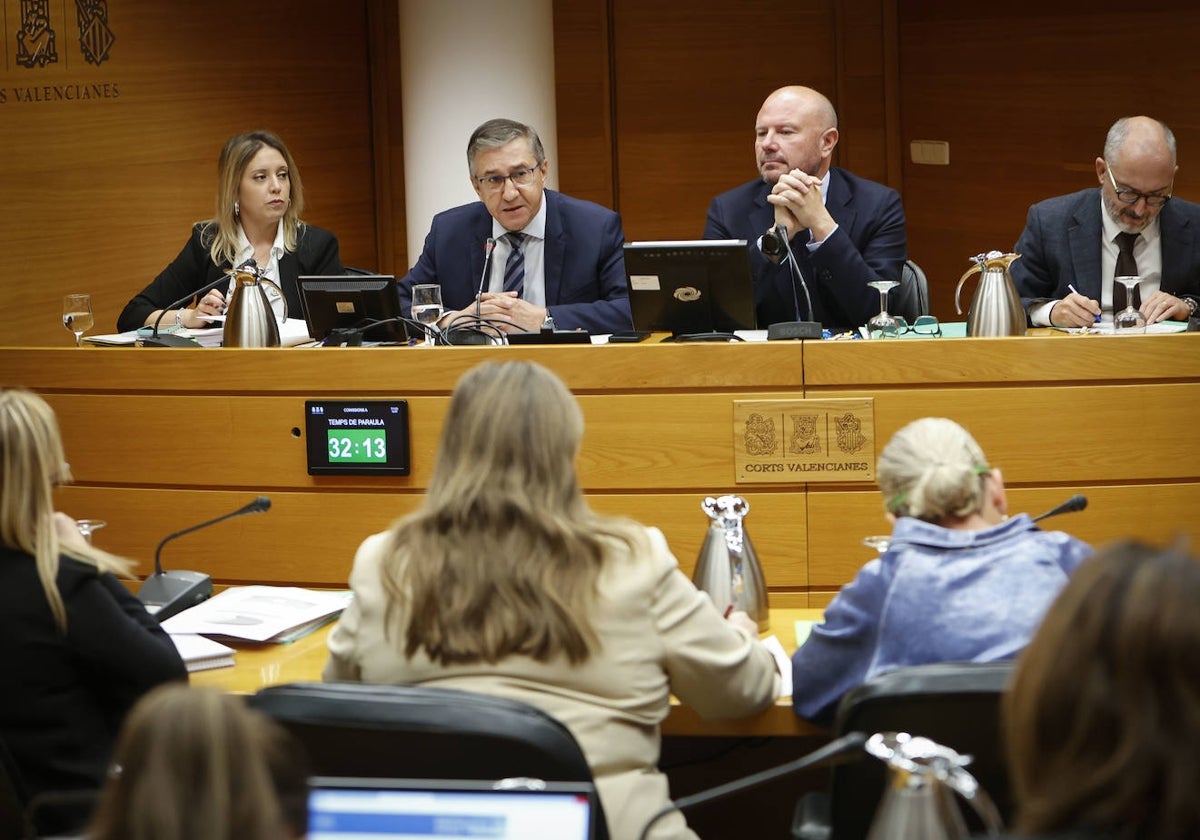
1053, 284, 1102, 328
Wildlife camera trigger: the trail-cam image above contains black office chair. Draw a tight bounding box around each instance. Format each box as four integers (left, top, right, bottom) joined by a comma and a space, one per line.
893, 259, 931, 322
250, 681, 609, 839
792, 661, 1014, 840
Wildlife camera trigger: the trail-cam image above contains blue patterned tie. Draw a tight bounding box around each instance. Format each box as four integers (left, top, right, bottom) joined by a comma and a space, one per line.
503, 232, 526, 297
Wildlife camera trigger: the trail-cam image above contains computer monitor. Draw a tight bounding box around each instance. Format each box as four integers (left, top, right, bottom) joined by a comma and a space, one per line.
307, 777, 597, 840
623, 240, 756, 336
298, 275, 408, 344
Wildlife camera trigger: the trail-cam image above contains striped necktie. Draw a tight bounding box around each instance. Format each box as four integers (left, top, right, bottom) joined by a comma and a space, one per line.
503, 232, 526, 297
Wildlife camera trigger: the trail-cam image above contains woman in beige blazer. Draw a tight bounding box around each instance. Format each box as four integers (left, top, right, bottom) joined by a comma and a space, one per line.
323, 360, 781, 840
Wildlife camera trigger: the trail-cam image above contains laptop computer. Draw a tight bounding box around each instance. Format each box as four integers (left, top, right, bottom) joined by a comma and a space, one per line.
623, 240, 756, 337
307, 777, 597, 840
298, 275, 408, 344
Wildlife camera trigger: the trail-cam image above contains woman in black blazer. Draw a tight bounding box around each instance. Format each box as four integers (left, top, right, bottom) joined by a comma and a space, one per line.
117, 130, 342, 332
0, 389, 186, 833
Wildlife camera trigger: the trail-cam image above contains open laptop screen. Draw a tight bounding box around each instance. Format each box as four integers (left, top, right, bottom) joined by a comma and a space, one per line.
298, 275, 408, 344
623, 240, 756, 336
307, 777, 596, 840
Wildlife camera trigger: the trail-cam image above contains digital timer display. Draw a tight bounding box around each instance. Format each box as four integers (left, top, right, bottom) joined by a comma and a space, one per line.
328, 429, 387, 463
305, 400, 410, 476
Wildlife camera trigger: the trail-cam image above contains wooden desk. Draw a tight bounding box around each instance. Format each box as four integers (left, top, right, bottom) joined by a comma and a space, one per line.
3, 336, 1198, 608
189, 607, 826, 737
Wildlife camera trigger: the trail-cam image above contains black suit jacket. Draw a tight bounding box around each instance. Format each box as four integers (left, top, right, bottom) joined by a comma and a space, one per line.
703, 168, 907, 330
1011, 187, 1200, 315
0, 551, 185, 817
118, 222, 343, 331
398, 190, 633, 334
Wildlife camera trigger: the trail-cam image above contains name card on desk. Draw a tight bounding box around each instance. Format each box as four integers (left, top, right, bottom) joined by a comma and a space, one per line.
734, 398, 875, 483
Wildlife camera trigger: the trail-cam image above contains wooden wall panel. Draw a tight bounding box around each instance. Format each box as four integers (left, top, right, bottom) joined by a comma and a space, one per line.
0, 0, 378, 346
607, 0, 839, 240
898, 1, 1200, 320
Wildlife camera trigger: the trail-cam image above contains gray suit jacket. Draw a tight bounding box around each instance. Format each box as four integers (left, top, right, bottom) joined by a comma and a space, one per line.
1011, 187, 1200, 317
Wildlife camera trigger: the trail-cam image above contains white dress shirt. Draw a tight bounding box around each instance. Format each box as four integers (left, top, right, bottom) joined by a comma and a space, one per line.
488, 198, 548, 307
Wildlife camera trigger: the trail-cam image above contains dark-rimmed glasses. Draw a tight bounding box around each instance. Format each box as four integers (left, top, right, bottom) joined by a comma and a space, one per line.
879, 315, 942, 338
1103, 161, 1171, 208
475, 163, 543, 194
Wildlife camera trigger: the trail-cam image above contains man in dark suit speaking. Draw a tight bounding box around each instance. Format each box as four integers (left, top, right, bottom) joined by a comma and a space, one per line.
704, 86, 907, 331
1011, 116, 1200, 327
399, 118, 632, 336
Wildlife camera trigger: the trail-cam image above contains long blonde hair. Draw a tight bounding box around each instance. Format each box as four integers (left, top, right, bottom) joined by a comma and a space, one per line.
0, 389, 132, 633
381, 361, 648, 665
202, 130, 307, 267
876, 417, 991, 523
88, 685, 308, 840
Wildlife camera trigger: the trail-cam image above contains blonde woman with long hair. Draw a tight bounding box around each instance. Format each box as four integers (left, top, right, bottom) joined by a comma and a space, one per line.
790, 416, 1092, 724
324, 361, 780, 840
89, 685, 309, 840
117, 130, 342, 332
0, 389, 185, 833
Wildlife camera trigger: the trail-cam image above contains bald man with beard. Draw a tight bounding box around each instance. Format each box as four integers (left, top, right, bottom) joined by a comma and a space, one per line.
1013, 116, 1200, 327
704, 85, 907, 331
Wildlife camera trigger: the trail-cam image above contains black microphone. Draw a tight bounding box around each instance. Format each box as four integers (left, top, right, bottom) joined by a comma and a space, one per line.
325, 316, 410, 347
142, 259, 257, 348
475, 236, 497, 317
767, 223, 823, 340
1031, 493, 1088, 523
637, 731, 868, 840
137, 495, 271, 620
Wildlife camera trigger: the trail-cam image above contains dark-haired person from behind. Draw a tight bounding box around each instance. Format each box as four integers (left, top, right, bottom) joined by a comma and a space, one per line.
1001, 541, 1200, 840
0, 389, 186, 834
88, 685, 310, 840
117, 130, 343, 333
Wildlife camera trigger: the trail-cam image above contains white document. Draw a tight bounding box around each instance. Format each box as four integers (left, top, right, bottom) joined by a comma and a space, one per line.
170, 633, 236, 672
762, 634, 793, 699
161, 586, 352, 643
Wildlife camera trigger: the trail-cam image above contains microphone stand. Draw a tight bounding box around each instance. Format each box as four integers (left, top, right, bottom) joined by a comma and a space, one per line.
138, 496, 271, 620
141, 259, 257, 348
636, 731, 867, 840
767, 224, 823, 340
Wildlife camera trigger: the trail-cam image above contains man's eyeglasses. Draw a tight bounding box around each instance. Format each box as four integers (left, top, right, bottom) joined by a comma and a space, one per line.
1104, 162, 1171, 208
475, 163, 543, 194
878, 315, 942, 338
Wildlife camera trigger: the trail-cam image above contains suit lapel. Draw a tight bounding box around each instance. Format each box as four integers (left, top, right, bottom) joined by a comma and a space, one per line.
1068, 193, 1104, 298
1158, 203, 1193, 294
825, 168, 857, 233
543, 191, 565, 304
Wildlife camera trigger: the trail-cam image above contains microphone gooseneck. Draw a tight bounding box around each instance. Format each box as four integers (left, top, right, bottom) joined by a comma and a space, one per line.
775, 223, 815, 323
152, 495, 271, 576
144, 258, 258, 346
475, 237, 497, 318
636, 731, 868, 840
1031, 493, 1088, 524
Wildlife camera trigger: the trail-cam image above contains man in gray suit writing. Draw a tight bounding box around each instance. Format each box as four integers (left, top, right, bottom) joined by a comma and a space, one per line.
1012, 116, 1200, 327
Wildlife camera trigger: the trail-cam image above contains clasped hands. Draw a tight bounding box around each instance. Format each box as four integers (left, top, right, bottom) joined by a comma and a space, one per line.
1052, 289, 1188, 327
443, 291, 547, 334
766, 169, 837, 245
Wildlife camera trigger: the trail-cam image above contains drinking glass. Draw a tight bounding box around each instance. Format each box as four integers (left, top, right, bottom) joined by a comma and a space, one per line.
63, 294, 95, 347
866, 280, 901, 338
1113, 275, 1146, 334
862, 535, 891, 553
76, 519, 107, 544
411, 284, 444, 346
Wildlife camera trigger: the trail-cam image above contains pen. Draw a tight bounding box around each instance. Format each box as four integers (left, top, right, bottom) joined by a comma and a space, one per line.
723, 604, 734, 619
1068, 284, 1102, 323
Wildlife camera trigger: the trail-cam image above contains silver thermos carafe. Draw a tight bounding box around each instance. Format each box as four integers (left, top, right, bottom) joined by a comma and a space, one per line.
954, 251, 1026, 337
692, 494, 769, 632
223, 265, 287, 347
864, 732, 1003, 840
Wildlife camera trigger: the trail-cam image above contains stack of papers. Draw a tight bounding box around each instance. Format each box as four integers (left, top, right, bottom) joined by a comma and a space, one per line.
171, 634, 236, 672
161, 586, 352, 643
